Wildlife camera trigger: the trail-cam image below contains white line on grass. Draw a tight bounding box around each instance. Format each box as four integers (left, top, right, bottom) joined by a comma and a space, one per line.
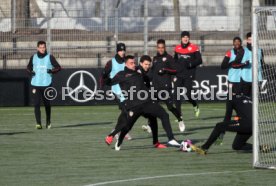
85, 169, 256, 186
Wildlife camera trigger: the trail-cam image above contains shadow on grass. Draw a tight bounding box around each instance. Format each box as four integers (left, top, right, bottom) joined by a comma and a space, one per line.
0, 131, 32, 136
131, 132, 196, 141
114, 145, 161, 150
186, 116, 224, 121
186, 126, 214, 132
56, 122, 113, 128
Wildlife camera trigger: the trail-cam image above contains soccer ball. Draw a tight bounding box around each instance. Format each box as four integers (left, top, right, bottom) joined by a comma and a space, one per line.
180, 140, 193, 152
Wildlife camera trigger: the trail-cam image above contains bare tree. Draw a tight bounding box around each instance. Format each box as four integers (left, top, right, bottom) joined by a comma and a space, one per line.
16, 0, 30, 29
173, 0, 180, 32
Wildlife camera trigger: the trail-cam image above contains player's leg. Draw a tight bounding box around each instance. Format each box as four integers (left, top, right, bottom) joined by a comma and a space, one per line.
42, 87, 51, 129
184, 78, 199, 117
108, 111, 127, 137
114, 95, 132, 140
232, 133, 252, 151
116, 109, 142, 150
241, 79, 252, 97
224, 100, 233, 121
143, 102, 180, 146
165, 91, 183, 121
224, 82, 241, 121
174, 77, 183, 117
164, 92, 185, 132
32, 87, 42, 129
201, 120, 238, 150
105, 111, 127, 145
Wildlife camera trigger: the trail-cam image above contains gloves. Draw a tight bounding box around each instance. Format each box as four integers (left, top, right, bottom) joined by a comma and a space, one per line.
47, 69, 53, 74
242, 60, 250, 68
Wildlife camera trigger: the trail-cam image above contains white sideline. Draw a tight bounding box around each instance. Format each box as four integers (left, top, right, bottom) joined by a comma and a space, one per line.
84, 170, 256, 186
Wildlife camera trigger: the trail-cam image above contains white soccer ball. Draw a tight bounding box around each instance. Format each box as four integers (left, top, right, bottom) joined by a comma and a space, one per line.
180, 140, 192, 152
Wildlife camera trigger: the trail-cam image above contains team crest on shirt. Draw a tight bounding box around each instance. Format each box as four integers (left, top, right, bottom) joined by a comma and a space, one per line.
243, 100, 248, 104
162, 57, 167, 62
129, 111, 134, 117
188, 47, 192, 51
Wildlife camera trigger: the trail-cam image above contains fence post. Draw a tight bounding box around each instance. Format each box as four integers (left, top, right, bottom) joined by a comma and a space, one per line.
144, 0, 148, 55
104, 0, 108, 31
3, 55, 7, 70
97, 53, 101, 68
115, 8, 118, 52
12, 0, 16, 33
240, 0, 244, 40
47, 0, 51, 53
114, 0, 121, 53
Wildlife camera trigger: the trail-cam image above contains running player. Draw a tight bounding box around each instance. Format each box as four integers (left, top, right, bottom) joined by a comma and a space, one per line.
152, 39, 185, 132
112, 55, 180, 150
101, 43, 131, 144
174, 31, 202, 118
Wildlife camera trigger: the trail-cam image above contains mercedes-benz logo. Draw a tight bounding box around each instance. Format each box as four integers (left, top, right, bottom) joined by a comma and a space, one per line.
66, 70, 97, 103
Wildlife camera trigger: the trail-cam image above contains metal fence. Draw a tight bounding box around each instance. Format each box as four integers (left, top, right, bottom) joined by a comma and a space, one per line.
0, 0, 249, 69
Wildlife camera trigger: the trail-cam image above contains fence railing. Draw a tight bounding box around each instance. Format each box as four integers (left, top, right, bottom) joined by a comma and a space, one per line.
0, 0, 246, 69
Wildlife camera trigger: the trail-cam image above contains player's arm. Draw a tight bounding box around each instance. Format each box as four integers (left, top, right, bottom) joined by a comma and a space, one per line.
48, 55, 61, 74
229, 48, 248, 69
174, 52, 179, 60
188, 48, 202, 69
231, 48, 244, 64
100, 60, 112, 88
110, 72, 126, 85
230, 61, 249, 69
162, 56, 177, 75
159, 59, 177, 75
27, 55, 35, 76
221, 50, 231, 69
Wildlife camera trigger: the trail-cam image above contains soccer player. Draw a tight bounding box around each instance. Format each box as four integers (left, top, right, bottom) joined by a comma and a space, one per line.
101, 43, 131, 144
174, 31, 202, 118
221, 37, 250, 121
151, 39, 185, 132
137, 55, 167, 148
199, 95, 253, 154
241, 32, 264, 97
112, 55, 180, 150
27, 41, 61, 129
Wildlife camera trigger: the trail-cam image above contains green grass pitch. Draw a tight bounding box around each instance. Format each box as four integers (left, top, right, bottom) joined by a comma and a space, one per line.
0, 103, 275, 186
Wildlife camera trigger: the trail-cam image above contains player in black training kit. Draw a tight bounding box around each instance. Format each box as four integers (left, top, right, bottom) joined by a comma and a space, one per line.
174, 31, 202, 118
198, 95, 253, 155
101, 43, 132, 144
104, 55, 167, 149
112, 55, 180, 150
137, 55, 167, 148
151, 39, 185, 132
